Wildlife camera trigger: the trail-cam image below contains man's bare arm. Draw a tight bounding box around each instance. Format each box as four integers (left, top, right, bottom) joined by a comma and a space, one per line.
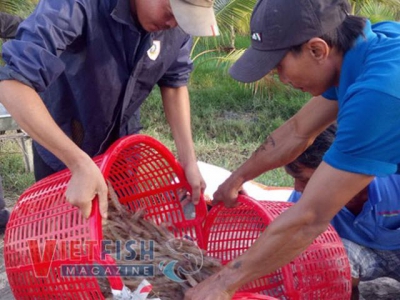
213, 95, 339, 206
0, 80, 108, 218
161, 85, 206, 204
187, 163, 374, 300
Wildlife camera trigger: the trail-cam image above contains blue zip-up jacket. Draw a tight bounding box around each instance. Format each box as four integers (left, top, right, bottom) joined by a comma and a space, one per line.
0, 0, 193, 171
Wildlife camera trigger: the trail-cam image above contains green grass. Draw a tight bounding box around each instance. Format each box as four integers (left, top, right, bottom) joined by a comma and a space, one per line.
0, 140, 34, 199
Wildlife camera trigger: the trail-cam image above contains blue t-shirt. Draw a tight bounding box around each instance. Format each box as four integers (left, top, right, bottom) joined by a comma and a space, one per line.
322, 20, 400, 176
288, 175, 400, 250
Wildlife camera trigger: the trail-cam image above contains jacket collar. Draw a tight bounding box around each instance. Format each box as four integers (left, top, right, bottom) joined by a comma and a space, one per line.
111, 0, 142, 32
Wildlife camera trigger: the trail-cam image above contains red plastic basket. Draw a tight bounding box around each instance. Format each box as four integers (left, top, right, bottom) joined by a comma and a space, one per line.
203, 195, 351, 299
4, 134, 207, 299
233, 292, 278, 299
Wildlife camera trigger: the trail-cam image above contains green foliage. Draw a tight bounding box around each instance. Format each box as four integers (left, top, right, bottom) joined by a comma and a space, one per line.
0, 0, 26, 14
0, 0, 37, 17
191, 0, 256, 59
0, 144, 34, 197
351, 0, 400, 20
213, 0, 255, 33
358, 1, 398, 22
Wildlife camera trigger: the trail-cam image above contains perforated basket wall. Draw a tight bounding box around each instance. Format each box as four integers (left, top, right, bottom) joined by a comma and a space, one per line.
203, 195, 351, 300
232, 292, 279, 299
3, 134, 207, 299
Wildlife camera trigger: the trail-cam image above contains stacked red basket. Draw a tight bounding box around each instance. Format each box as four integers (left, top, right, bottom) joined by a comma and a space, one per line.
4, 135, 351, 299
204, 196, 351, 299
4, 135, 207, 299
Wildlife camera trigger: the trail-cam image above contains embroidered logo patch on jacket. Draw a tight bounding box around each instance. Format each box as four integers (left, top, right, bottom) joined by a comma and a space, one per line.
147, 40, 161, 61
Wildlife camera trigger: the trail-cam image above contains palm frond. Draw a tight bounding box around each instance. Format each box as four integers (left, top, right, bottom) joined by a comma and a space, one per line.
191, 0, 256, 57
214, 0, 256, 33
351, 0, 400, 19
0, 0, 28, 14
359, 2, 396, 22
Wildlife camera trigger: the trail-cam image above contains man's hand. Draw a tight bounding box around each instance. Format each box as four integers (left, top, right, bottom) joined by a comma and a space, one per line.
182, 161, 206, 205
184, 276, 234, 300
212, 175, 244, 208
65, 160, 108, 219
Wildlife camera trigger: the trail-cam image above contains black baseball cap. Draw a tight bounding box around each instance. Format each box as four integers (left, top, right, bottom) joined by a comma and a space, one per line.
229, 0, 350, 83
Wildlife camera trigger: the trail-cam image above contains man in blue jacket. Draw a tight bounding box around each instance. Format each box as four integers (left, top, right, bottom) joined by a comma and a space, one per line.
286, 124, 400, 299
185, 0, 400, 299
0, 0, 219, 219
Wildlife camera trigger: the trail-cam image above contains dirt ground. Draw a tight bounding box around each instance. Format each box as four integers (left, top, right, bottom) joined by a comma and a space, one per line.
0, 234, 16, 300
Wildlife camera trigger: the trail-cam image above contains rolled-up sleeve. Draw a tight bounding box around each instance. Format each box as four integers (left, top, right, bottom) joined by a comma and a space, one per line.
157, 34, 193, 87
0, 0, 87, 92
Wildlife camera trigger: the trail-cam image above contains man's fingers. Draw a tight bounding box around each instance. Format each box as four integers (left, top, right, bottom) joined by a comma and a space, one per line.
239, 189, 248, 196
211, 196, 238, 208
98, 189, 108, 219
191, 187, 200, 205
80, 201, 92, 219
66, 195, 92, 219
211, 198, 220, 207
67, 194, 107, 219
65, 161, 108, 219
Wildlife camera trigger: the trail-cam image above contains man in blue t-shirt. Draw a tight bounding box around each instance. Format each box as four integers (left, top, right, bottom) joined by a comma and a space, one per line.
285, 125, 400, 299
185, 0, 400, 299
